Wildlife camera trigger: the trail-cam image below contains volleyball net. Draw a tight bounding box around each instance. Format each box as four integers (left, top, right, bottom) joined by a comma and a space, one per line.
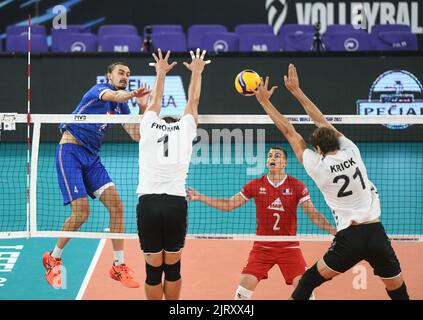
0, 113, 422, 242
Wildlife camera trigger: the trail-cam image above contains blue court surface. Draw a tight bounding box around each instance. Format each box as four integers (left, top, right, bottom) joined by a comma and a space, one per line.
0, 238, 99, 300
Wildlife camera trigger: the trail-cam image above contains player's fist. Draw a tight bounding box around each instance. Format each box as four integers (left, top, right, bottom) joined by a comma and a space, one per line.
187, 187, 200, 201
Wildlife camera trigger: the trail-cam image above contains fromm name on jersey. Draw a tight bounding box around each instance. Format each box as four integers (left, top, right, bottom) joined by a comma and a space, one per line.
151, 122, 180, 132
330, 157, 356, 173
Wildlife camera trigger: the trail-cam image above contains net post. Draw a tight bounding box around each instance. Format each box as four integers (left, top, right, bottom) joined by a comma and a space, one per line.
29, 121, 40, 237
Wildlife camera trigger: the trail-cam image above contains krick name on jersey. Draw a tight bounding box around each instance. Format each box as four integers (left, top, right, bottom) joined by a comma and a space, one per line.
330, 157, 356, 173
151, 122, 180, 132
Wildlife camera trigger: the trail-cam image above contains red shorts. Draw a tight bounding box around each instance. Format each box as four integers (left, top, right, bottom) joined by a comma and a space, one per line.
241, 243, 307, 285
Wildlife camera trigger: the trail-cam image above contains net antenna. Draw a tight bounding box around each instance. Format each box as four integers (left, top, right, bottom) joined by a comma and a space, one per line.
26, 15, 32, 238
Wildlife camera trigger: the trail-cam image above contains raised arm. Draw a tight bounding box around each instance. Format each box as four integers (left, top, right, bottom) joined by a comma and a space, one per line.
284, 64, 342, 137
301, 199, 337, 235
183, 48, 211, 125
187, 187, 247, 212
255, 77, 307, 164
102, 84, 150, 104
147, 49, 177, 116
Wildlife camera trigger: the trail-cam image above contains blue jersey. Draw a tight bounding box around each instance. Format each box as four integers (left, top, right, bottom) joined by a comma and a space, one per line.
60, 83, 131, 154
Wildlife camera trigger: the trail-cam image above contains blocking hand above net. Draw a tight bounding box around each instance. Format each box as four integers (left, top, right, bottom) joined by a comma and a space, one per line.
182, 48, 211, 125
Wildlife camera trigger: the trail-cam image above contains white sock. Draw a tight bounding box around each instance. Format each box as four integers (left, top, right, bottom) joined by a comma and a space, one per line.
113, 251, 124, 266
51, 245, 63, 259
234, 286, 253, 300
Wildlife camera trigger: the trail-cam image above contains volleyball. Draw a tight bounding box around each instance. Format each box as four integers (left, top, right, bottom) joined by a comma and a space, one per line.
234, 70, 261, 96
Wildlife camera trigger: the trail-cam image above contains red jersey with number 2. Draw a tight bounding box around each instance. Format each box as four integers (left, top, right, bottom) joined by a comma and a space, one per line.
240, 175, 310, 247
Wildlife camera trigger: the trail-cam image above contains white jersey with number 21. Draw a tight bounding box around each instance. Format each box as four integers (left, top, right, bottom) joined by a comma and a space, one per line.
137, 111, 197, 197
302, 136, 381, 232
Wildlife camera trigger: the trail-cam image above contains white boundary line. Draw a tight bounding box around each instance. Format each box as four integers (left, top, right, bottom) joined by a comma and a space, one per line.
75, 238, 107, 300
0, 232, 29, 238
22, 231, 423, 242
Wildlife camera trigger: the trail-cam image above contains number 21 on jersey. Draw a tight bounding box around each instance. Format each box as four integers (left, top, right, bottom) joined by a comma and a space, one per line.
333, 167, 366, 198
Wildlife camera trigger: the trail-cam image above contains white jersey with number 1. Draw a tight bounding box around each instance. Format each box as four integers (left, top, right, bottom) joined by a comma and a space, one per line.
137, 111, 197, 197
302, 136, 381, 232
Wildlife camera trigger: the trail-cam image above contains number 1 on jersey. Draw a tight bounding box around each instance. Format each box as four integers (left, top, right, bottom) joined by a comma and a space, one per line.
157, 134, 169, 157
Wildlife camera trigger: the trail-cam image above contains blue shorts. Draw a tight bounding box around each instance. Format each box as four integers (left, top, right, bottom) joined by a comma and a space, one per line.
56, 143, 113, 205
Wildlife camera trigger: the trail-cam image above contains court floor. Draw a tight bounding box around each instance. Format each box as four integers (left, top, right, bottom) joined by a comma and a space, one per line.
1, 238, 422, 300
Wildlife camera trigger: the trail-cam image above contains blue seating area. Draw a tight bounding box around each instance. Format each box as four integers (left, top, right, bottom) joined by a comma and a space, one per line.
0, 23, 419, 53
323, 25, 372, 52
279, 24, 315, 52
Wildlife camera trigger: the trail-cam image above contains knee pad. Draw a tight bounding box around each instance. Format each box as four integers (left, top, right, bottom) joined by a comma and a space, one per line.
145, 263, 163, 286
292, 263, 329, 300
163, 261, 181, 282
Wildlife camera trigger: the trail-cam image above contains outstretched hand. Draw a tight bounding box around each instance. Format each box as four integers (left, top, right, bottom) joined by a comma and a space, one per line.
131, 83, 151, 98
183, 48, 211, 74
149, 48, 178, 74
284, 63, 300, 93
254, 76, 278, 105
131, 83, 151, 111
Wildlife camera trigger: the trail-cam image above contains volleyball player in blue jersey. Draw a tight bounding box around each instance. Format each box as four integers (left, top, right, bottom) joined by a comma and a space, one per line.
42, 62, 150, 288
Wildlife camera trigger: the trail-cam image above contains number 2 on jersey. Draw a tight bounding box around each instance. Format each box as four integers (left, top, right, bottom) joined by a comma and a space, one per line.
333, 167, 366, 197
157, 134, 169, 157
273, 213, 281, 231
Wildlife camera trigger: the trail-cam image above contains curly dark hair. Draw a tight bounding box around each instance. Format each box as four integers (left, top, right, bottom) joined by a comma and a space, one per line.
309, 127, 340, 155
